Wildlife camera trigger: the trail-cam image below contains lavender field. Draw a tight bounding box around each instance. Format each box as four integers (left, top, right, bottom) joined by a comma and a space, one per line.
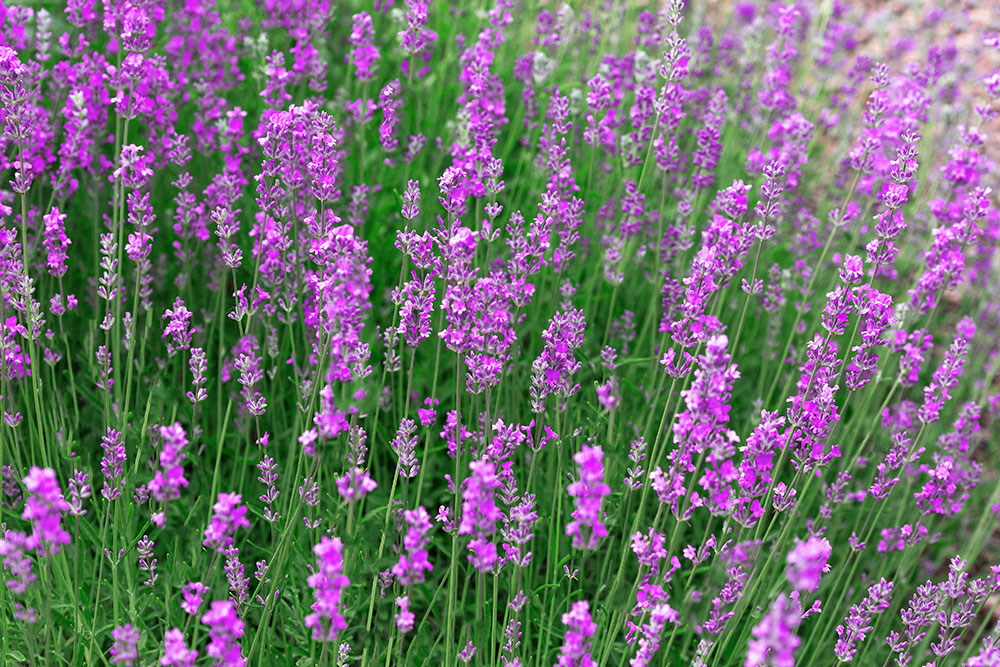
2, 0, 1000, 665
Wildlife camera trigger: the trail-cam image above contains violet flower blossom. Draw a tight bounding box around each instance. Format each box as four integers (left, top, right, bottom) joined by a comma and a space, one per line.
203, 493, 249, 553
459, 458, 502, 571
745, 594, 800, 667
336, 467, 377, 503
100, 427, 127, 501
785, 536, 832, 592
182, 582, 209, 616
201, 600, 245, 667
110, 624, 140, 666
555, 600, 597, 667
22, 467, 70, 555
393, 506, 433, 585
834, 578, 893, 662
0, 529, 35, 595
566, 445, 610, 550
162, 628, 198, 667
305, 536, 349, 642
149, 422, 191, 527
919, 316, 975, 425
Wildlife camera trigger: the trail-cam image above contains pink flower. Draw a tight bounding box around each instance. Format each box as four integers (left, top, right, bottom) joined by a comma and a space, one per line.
305, 537, 349, 642
395, 596, 414, 633
203, 493, 249, 553
556, 600, 597, 667
459, 458, 502, 571
181, 582, 208, 615
110, 624, 140, 666
201, 600, 245, 667
0, 530, 35, 594
785, 536, 832, 592
392, 506, 433, 585
149, 423, 190, 511
22, 467, 70, 555
566, 445, 610, 550
745, 595, 800, 667
161, 628, 198, 667
335, 467, 377, 503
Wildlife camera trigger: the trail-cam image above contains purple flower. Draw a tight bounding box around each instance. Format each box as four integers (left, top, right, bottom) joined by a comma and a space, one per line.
624, 437, 648, 490
466, 353, 505, 394
161, 628, 198, 667
914, 402, 983, 517
631, 603, 679, 666
181, 582, 208, 616
745, 595, 800, 667
115, 144, 153, 190
42, 206, 70, 278
834, 578, 893, 662
566, 445, 610, 550
866, 132, 919, 270
660, 334, 740, 519
391, 418, 419, 479
392, 506, 433, 585
225, 546, 249, 611
187, 348, 208, 404
919, 317, 974, 424
632, 529, 669, 570
401, 179, 421, 221
844, 286, 895, 391
457, 640, 477, 664
398, 0, 437, 77
969, 640, 1000, 667
556, 600, 597, 667
785, 536, 832, 592
22, 467, 70, 555
335, 467, 377, 503
459, 458, 502, 571
886, 581, 939, 665
234, 351, 266, 417
664, 189, 755, 346
897, 328, 933, 387
67, 469, 91, 516
595, 377, 620, 411
162, 297, 193, 355
0, 530, 35, 594
784, 334, 843, 475
305, 536, 349, 642
201, 600, 245, 667
701, 565, 749, 636
501, 493, 538, 569
735, 411, 785, 527
138, 535, 158, 586
909, 188, 988, 313
869, 432, 912, 501
256, 456, 280, 524
213, 207, 242, 271
349, 13, 380, 82
203, 493, 249, 553
821, 284, 854, 336
149, 423, 191, 527
395, 595, 414, 633
877, 524, 928, 553
301, 223, 373, 378
530, 308, 586, 412
110, 624, 140, 666
100, 428, 127, 501
839, 254, 864, 284
379, 80, 401, 156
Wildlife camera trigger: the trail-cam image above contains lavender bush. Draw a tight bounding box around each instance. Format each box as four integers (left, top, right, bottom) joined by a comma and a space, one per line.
2, 0, 1000, 665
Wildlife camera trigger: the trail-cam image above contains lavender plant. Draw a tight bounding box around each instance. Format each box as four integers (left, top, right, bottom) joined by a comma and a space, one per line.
2, 1, 1000, 666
